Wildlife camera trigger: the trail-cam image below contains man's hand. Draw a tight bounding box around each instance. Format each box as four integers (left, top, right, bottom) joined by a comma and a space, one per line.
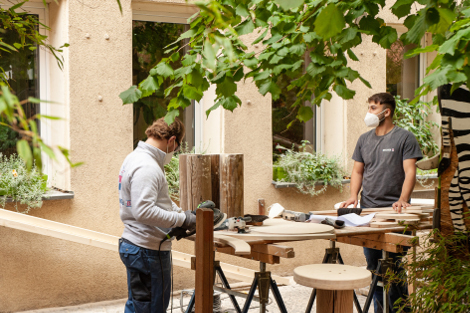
393, 200, 411, 213
181, 211, 196, 231
339, 197, 358, 208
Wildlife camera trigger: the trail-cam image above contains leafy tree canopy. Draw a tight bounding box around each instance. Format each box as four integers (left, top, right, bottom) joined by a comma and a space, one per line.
121, 0, 470, 124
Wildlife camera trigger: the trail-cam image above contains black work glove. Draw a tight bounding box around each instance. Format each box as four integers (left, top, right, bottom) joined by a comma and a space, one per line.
181, 210, 196, 231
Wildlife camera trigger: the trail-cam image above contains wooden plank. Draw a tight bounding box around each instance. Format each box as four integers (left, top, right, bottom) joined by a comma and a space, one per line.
179, 154, 212, 211
213, 233, 251, 255
384, 233, 419, 246
334, 223, 432, 237
0, 209, 286, 285
310, 206, 425, 216
210, 154, 220, 209
195, 208, 214, 313
335, 236, 403, 253
251, 244, 295, 258
215, 246, 280, 264
219, 154, 244, 218
370, 222, 400, 228
218, 231, 336, 242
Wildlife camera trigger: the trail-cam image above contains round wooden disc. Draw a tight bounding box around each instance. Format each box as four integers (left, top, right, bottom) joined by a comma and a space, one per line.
250, 223, 334, 234
294, 264, 371, 290
262, 218, 294, 226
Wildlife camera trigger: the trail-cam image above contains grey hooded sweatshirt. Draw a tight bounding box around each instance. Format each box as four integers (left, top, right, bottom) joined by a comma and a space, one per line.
119, 141, 186, 251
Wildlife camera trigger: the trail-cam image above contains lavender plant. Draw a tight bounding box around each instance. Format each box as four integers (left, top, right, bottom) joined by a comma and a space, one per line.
0, 153, 48, 213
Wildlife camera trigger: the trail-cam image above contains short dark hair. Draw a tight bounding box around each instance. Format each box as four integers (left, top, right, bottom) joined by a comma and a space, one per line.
145, 117, 185, 143
368, 93, 396, 116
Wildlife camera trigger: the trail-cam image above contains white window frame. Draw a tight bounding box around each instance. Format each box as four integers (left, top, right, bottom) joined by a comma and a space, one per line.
132, 4, 204, 151
1, 2, 51, 173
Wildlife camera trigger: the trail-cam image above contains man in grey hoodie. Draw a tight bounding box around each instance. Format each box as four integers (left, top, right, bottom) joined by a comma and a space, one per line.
118, 117, 196, 313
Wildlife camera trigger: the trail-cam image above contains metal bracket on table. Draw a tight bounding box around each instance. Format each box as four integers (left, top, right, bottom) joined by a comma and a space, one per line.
305, 240, 364, 313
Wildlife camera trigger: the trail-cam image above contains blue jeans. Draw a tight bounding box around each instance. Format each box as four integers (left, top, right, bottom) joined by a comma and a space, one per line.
119, 239, 171, 313
363, 247, 410, 313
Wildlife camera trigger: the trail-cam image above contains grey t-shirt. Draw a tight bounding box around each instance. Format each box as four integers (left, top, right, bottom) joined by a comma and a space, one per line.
352, 126, 423, 208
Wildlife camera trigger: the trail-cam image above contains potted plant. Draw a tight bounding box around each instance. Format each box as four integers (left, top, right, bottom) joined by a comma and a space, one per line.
273, 141, 346, 196
0, 153, 48, 213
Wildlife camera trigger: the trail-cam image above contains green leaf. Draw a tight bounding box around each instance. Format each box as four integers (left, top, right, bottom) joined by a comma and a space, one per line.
17, 139, 33, 170
236, 4, 250, 17
156, 62, 174, 78
244, 57, 259, 68
405, 13, 427, 44
39, 141, 57, 161
428, 9, 456, 34
13, 42, 23, 49
359, 76, 372, 88
235, 19, 255, 36
297, 106, 313, 122
203, 40, 216, 71
164, 109, 180, 125
404, 44, 438, 58
183, 85, 203, 101
139, 76, 160, 98
347, 49, 359, 61
36, 114, 62, 120
378, 27, 397, 49
221, 96, 240, 111
0, 41, 17, 52
188, 69, 203, 87
391, 0, 416, 19
119, 85, 142, 104
334, 84, 356, 99
274, 0, 304, 10
314, 4, 345, 39
216, 77, 237, 97
206, 102, 221, 117
306, 63, 326, 77
180, 28, 197, 39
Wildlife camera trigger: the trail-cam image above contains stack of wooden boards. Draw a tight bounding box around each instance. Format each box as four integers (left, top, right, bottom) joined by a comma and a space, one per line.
310, 206, 434, 228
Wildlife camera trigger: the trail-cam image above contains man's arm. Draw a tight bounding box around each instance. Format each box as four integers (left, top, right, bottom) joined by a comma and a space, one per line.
340, 161, 364, 208
393, 158, 418, 213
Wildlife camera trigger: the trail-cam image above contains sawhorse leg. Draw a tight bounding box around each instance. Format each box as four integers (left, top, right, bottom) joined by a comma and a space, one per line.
305, 240, 363, 313
362, 251, 394, 313
185, 259, 242, 313
242, 262, 288, 313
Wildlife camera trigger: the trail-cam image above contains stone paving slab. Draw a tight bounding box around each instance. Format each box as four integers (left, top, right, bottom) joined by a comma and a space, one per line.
19, 283, 368, 313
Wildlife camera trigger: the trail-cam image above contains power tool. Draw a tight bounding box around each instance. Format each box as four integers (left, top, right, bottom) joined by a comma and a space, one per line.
162, 200, 227, 242
227, 216, 251, 233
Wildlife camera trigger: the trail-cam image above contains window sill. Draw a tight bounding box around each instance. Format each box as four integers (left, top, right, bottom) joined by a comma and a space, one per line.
272, 174, 438, 189
272, 179, 351, 189
5, 189, 74, 203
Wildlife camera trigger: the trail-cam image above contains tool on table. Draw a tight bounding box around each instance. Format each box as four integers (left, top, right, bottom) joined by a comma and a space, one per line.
227, 216, 251, 233
162, 200, 227, 242
282, 210, 310, 222
321, 217, 345, 229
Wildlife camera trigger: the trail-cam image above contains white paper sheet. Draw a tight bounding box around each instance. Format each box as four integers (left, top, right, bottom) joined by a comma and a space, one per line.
308, 213, 376, 227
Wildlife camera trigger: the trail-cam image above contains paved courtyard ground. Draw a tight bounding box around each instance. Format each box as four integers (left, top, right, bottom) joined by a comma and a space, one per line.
20, 281, 369, 313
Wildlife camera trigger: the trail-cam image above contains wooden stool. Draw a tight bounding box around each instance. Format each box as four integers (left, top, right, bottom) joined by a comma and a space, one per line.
294, 264, 371, 313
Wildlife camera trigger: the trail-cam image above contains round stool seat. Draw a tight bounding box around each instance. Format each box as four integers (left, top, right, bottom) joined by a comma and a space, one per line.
294, 264, 371, 291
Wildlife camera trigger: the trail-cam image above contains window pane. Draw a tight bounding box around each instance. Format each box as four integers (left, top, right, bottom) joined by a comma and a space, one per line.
272, 59, 315, 160
0, 17, 40, 157
132, 21, 194, 149
386, 40, 419, 99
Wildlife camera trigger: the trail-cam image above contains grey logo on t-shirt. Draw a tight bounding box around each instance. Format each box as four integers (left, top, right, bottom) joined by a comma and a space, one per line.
382, 148, 395, 152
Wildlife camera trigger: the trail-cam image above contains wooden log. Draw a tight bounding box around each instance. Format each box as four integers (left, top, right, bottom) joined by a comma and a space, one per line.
215, 246, 281, 264
350, 233, 418, 247
316, 289, 353, 313
219, 154, 244, 218
210, 154, 220, 209
179, 154, 212, 211
195, 208, 214, 313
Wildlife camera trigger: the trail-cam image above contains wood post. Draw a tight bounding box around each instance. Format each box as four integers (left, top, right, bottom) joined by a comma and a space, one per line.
195, 208, 214, 313
316, 289, 354, 313
220, 154, 244, 218
258, 198, 266, 215
179, 154, 212, 211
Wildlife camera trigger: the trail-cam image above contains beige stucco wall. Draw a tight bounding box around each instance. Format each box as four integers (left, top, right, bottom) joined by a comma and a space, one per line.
0, 0, 438, 312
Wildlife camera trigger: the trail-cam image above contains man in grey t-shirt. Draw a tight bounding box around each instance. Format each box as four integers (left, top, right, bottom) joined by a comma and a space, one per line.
340, 93, 422, 313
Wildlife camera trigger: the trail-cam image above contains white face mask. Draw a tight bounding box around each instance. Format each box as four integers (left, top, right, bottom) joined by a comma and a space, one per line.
163, 141, 176, 165
364, 109, 387, 128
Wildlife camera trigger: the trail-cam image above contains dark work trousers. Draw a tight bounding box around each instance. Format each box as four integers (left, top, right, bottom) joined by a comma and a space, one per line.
119, 238, 171, 313
361, 205, 411, 313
